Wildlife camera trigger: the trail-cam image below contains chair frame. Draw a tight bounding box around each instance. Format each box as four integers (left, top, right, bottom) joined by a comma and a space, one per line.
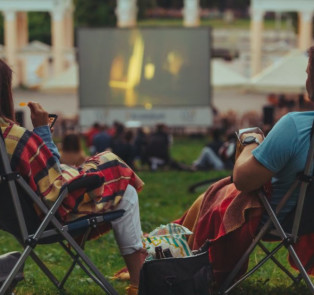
0, 131, 123, 295
218, 122, 314, 295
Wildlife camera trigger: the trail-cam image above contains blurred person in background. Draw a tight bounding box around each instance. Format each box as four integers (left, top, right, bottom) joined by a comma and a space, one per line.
110, 125, 136, 170
92, 124, 112, 154
60, 132, 87, 167
146, 123, 192, 171
133, 127, 149, 169
192, 128, 225, 171
83, 122, 101, 155
145, 123, 172, 171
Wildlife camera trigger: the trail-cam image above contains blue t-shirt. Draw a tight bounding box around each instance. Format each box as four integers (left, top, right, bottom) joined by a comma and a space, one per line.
252, 111, 314, 221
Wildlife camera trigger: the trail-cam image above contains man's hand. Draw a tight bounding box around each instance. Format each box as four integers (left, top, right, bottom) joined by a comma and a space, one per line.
27, 102, 49, 128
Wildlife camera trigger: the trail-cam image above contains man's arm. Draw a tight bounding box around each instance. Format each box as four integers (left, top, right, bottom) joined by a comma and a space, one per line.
233, 133, 274, 192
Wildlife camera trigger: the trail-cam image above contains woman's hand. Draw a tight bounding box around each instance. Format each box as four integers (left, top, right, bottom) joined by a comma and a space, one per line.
27, 102, 49, 128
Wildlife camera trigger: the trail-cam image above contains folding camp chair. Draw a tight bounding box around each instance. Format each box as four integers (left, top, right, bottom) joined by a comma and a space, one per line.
218, 122, 314, 295
0, 130, 124, 295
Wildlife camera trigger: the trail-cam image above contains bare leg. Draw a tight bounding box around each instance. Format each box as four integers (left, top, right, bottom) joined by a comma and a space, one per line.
111, 185, 145, 290
123, 249, 146, 286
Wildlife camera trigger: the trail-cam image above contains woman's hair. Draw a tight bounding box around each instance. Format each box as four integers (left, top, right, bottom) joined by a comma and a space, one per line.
62, 133, 82, 153
0, 59, 15, 121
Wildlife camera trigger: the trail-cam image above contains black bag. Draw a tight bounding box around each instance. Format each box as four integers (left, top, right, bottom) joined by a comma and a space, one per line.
138, 242, 214, 295
0, 251, 24, 295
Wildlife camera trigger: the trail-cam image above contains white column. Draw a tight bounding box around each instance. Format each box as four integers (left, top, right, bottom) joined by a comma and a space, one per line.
16, 12, 29, 86
182, 0, 200, 27
298, 11, 313, 51
17, 12, 28, 49
64, 7, 74, 49
3, 10, 19, 87
51, 9, 65, 75
116, 0, 137, 28
250, 9, 264, 77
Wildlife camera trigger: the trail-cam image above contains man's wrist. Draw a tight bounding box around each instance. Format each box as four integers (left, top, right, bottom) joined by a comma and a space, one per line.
242, 135, 260, 146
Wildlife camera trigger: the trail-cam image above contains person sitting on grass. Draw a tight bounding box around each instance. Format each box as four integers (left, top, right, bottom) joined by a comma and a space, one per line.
175, 46, 314, 290
0, 58, 145, 295
60, 132, 87, 167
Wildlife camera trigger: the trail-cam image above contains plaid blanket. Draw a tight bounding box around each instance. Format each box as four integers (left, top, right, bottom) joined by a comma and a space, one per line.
175, 176, 314, 286
175, 177, 264, 285
1, 120, 144, 223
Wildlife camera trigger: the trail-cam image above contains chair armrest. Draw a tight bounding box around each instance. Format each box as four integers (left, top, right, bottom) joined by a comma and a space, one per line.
66, 174, 104, 193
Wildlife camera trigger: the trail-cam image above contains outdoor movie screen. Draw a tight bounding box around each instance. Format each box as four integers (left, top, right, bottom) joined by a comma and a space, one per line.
78, 27, 211, 108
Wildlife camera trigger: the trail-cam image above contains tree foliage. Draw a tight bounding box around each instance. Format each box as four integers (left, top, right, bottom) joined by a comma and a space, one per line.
28, 12, 51, 44
73, 0, 116, 27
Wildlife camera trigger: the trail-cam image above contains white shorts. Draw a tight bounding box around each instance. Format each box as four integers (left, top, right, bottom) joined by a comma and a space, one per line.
110, 185, 143, 255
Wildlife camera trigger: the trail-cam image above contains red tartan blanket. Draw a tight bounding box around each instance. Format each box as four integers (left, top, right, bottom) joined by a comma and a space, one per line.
175, 176, 314, 286
1, 121, 144, 225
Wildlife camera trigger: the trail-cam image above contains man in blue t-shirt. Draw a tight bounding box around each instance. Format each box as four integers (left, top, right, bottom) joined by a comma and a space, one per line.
233, 47, 314, 222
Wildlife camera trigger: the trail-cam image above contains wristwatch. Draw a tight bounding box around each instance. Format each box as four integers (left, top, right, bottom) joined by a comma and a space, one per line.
242, 135, 260, 146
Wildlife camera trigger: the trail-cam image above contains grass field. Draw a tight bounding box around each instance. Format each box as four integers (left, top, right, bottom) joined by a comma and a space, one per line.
1, 136, 312, 294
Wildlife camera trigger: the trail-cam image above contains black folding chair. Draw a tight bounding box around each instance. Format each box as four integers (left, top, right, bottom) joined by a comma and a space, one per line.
0, 130, 124, 295
218, 122, 314, 294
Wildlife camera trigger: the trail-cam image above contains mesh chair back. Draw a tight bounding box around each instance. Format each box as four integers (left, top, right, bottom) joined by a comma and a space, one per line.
281, 180, 314, 236
0, 143, 44, 241
0, 180, 42, 240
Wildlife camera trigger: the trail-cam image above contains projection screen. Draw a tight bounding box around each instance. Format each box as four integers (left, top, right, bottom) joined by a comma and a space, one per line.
78, 27, 213, 127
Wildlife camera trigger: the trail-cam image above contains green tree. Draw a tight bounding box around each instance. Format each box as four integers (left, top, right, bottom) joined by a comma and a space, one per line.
28, 12, 51, 44
156, 0, 183, 9
74, 0, 116, 27
138, 0, 157, 19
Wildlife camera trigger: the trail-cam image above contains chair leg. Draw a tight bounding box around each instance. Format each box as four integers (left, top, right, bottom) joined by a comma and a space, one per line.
29, 250, 61, 288
58, 229, 91, 289
296, 255, 314, 282
55, 232, 119, 295
258, 242, 298, 283
287, 244, 314, 294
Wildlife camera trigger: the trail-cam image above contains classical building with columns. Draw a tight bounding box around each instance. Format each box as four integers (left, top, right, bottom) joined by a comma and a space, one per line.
115, 0, 314, 77
1, 0, 313, 87
116, 0, 201, 28
0, 0, 74, 86
250, 0, 314, 76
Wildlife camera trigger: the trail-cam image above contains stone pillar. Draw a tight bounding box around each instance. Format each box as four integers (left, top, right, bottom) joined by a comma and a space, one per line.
250, 9, 264, 77
298, 11, 313, 51
3, 10, 19, 87
51, 9, 65, 75
17, 12, 28, 49
64, 8, 74, 49
16, 12, 28, 86
183, 0, 200, 27
116, 0, 137, 28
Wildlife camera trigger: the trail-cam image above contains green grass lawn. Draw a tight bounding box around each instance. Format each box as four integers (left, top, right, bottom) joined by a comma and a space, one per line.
1, 136, 312, 294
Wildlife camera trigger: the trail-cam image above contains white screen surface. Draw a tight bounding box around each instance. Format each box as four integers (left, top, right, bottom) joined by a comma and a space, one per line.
78, 27, 212, 109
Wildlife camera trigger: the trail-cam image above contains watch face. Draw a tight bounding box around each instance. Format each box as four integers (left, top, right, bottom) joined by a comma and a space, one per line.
243, 136, 256, 144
